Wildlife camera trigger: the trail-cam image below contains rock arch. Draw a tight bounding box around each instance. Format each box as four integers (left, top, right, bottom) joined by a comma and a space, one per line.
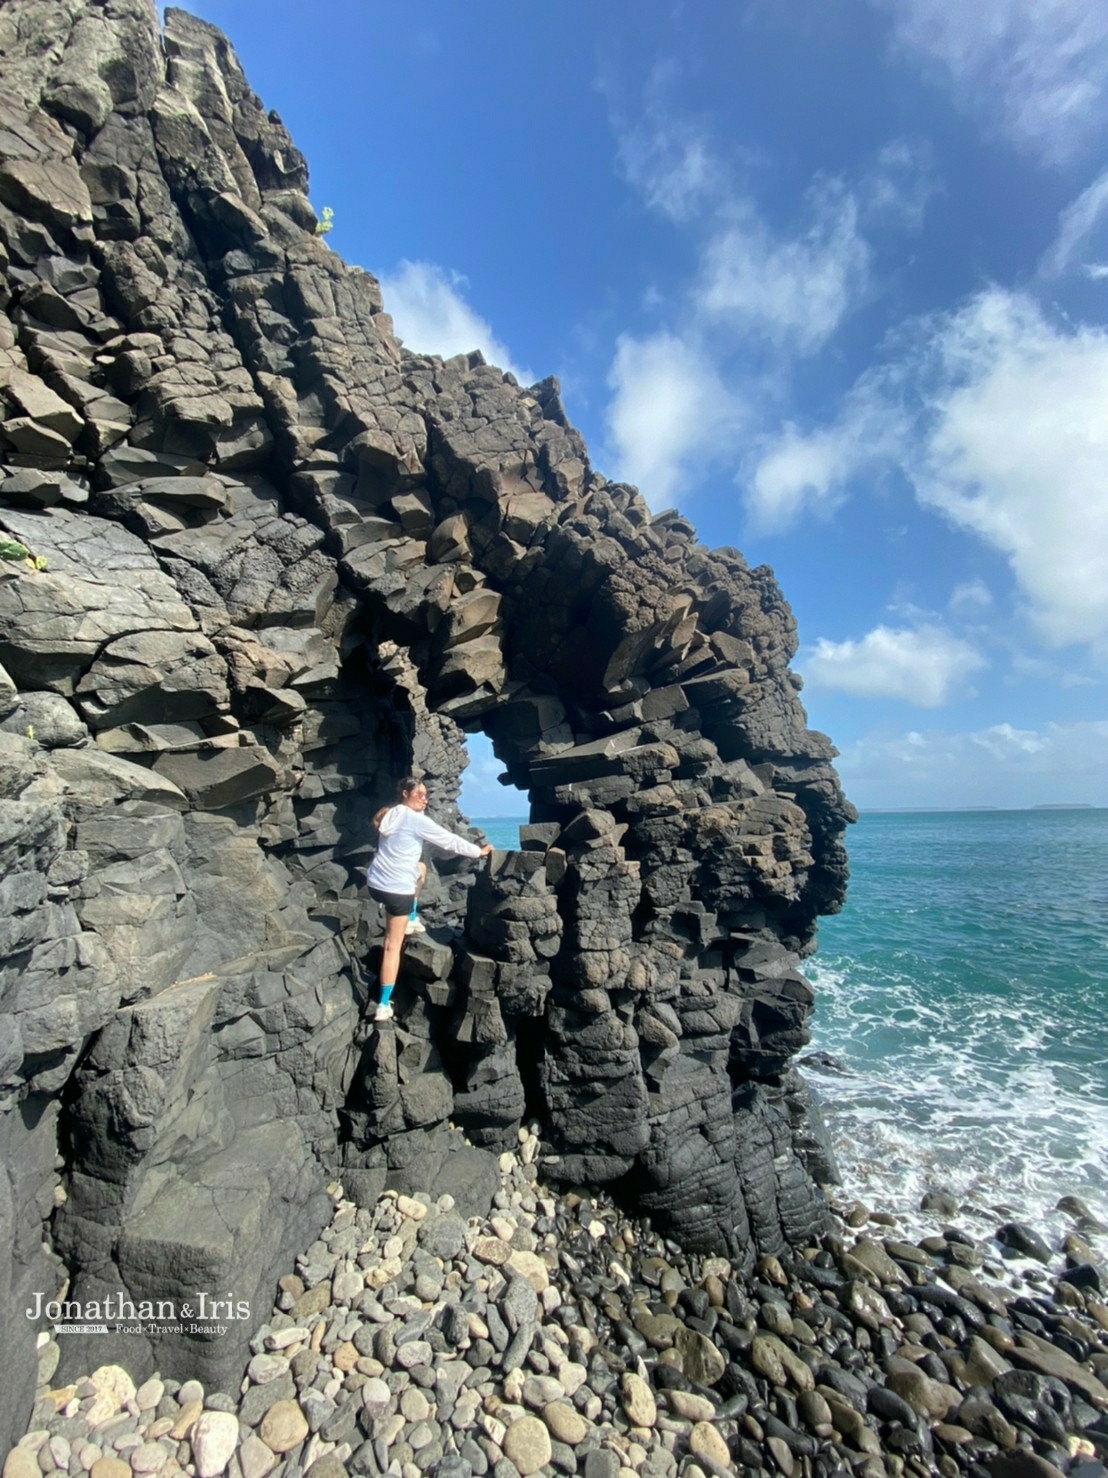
0, 0, 853, 1446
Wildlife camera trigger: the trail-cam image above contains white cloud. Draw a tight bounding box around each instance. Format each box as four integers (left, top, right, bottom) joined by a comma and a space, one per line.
695, 179, 871, 354
617, 116, 723, 223
861, 139, 942, 231
601, 93, 923, 510
743, 380, 906, 531
602, 99, 930, 518
745, 424, 855, 531
604, 331, 738, 509
949, 578, 993, 613
376, 260, 532, 383
969, 721, 1047, 758
801, 623, 986, 706
746, 289, 1108, 651
603, 60, 730, 223
611, 86, 872, 355
837, 719, 1108, 809
877, 0, 1108, 163
1040, 167, 1108, 278
917, 290, 1108, 647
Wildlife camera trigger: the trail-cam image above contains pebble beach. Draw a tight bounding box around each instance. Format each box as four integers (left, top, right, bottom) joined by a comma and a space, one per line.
6, 1128, 1107, 1478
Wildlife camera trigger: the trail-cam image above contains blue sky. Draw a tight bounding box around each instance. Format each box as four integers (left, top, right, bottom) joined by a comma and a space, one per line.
184, 0, 1108, 812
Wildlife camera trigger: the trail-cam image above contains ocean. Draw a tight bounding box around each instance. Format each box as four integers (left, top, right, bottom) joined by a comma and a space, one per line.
471, 818, 527, 852
470, 809, 1108, 1245
808, 808, 1108, 1247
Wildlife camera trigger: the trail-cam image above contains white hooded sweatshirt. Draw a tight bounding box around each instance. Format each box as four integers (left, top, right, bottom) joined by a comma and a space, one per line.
365, 804, 482, 895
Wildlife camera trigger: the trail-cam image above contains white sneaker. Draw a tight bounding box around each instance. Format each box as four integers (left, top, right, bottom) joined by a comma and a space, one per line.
374, 1002, 394, 1022
404, 917, 426, 936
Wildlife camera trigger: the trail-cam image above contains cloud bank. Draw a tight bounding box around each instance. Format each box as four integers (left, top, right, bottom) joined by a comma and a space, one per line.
838, 719, 1108, 809
801, 624, 986, 706
877, 0, 1108, 163
750, 289, 1108, 650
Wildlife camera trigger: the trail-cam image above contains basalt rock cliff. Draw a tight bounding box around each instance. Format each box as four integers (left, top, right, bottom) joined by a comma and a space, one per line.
0, 0, 855, 1452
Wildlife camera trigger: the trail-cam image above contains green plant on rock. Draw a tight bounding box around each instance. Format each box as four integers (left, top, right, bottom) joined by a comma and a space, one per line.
0, 537, 47, 571
0, 538, 47, 571
315, 205, 334, 237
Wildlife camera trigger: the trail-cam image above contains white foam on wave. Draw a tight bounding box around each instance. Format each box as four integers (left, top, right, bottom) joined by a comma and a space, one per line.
804, 957, 1108, 1250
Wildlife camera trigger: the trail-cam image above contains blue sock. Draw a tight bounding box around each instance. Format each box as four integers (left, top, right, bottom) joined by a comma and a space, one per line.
379, 983, 394, 1006
409, 902, 419, 921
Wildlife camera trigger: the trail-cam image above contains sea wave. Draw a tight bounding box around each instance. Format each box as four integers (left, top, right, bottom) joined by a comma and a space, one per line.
806, 954, 1108, 1250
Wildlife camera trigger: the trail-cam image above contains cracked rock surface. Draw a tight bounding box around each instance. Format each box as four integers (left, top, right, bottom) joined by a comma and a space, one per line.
0, 0, 854, 1452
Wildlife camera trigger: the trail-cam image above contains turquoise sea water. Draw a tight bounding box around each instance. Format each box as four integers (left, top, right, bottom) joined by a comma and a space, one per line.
471, 817, 525, 851
808, 809, 1108, 1242
471, 809, 1108, 1239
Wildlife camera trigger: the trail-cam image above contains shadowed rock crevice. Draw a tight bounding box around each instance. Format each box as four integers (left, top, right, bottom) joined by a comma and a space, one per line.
0, 0, 854, 1451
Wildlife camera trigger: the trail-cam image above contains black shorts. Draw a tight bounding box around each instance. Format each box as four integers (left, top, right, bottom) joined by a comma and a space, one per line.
368, 886, 414, 918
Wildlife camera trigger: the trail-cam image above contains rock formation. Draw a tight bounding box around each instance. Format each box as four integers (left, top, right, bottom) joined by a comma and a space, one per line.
0, 0, 854, 1452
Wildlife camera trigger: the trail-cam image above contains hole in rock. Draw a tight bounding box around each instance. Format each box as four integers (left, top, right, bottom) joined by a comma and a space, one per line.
458, 732, 528, 850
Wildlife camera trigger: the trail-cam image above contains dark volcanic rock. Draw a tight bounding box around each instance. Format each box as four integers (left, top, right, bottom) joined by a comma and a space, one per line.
0, 0, 854, 1452
998, 1222, 1055, 1264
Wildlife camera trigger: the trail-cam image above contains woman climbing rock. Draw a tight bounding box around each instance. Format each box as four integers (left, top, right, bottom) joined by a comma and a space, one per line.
365, 776, 492, 1022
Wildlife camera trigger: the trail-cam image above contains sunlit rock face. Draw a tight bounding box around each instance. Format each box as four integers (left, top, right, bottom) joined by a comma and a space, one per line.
0, 0, 853, 1448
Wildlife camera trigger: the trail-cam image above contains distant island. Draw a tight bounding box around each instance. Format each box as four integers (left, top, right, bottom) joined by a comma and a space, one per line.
861, 804, 1103, 814
1031, 803, 1097, 810
861, 806, 999, 813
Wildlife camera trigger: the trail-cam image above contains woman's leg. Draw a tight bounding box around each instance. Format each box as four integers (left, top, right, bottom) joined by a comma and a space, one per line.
406, 863, 428, 934
376, 911, 409, 1020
